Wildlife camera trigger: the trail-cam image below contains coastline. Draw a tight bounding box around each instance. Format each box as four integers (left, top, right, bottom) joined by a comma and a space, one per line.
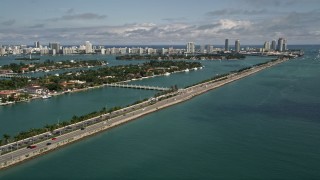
0, 67, 199, 106
0, 57, 289, 169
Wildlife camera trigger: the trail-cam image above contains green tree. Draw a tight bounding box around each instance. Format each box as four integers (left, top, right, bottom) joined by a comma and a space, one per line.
3, 134, 10, 144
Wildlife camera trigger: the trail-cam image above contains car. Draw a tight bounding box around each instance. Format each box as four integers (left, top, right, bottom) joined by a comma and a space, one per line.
27, 145, 37, 149
51, 137, 57, 140
81, 127, 85, 130
46, 142, 52, 146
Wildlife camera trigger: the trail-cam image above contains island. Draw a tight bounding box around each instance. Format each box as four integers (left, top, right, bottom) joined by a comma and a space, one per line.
0, 59, 108, 74
0, 61, 202, 105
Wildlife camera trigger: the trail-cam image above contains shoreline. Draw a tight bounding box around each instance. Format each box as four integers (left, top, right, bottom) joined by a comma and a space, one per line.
0, 67, 200, 106
0, 57, 289, 169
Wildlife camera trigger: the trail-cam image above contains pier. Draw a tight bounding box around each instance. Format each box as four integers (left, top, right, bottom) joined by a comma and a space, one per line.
105, 83, 170, 91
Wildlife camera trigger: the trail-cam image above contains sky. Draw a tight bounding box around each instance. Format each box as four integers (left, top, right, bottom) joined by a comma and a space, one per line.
0, 0, 320, 45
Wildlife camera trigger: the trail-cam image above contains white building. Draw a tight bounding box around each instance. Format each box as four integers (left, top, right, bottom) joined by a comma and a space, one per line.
0, 48, 5, 56
186, 42, 195, 54
264, 41, 270, 51
235, 39, 240, 52
85, 41, 93, 54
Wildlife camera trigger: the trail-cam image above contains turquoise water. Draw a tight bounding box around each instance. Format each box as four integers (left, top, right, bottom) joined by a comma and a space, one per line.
0, 46, 320, 179
0, 88, 156, 135
0, 56, 271, 136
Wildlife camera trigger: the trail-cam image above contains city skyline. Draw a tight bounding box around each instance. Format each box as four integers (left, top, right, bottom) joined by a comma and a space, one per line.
0, 0, 320, 45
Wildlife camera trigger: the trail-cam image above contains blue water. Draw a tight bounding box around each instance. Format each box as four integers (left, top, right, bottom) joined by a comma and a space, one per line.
0, 55, 272, 136
0, 45, 320, 179
0, 87, 156, 135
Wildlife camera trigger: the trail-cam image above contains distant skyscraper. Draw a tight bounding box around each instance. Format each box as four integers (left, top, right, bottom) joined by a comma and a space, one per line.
200, 45, 205, 53
186, 42, 195, 54
85, 41, 93, 54
206, 45, 214, 54
282, 39, 287, 51
225, 39, 229, 51
264, 41, 270, 51
34, 41, 40, 48
50, 42, 60, 54
271, 40, 277, 50
277, 38, 284, 52
235, 39, 240, 52
0, 48, 5, 56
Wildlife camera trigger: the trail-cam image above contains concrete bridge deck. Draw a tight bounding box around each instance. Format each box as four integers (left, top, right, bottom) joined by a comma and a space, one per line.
105, 83, 170, 91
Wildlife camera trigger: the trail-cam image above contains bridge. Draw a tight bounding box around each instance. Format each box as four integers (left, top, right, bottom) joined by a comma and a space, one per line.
105, 83, 170, 91
0, 74, 31, 79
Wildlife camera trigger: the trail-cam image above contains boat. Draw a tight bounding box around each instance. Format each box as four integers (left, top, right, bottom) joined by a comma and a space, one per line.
42, 95, 51, 99
164, 72, 171, 76
184, 69, 189, 72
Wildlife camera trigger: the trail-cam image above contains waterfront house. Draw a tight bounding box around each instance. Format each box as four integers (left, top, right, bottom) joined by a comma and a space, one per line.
0, 90, 20, 99
0, 69, 14, 74
25, 85, 48, 95
60, 81, 76, 89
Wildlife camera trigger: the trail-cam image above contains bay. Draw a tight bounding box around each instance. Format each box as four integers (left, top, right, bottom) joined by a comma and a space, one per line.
0, 45, 319, 179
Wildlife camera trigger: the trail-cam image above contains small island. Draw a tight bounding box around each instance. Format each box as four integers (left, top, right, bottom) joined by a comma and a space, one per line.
0, 59, 108, 74
0, 60, 202, 105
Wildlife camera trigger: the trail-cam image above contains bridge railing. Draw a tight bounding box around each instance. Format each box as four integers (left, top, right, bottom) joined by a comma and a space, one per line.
105, 83, 170, 91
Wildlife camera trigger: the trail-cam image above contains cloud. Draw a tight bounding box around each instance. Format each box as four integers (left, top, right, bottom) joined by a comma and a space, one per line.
28, 24, 45, 28
243, 0, 294, 7
66, 8, 75, 14
242, 0, 319, 7
2, 19, 16, 26
48, 13, 107, 22
1, 9, 320, 45
162, 17, 188, 22
206, 9, 268, 16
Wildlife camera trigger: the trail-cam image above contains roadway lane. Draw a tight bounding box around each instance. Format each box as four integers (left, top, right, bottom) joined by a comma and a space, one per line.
0, 57, 289, 169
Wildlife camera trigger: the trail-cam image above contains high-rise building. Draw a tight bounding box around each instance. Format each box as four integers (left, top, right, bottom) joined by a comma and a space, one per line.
50, 42, 60, 54
264, 41, 270, 51
225, 39, 229, 51
271, 40, 277, 51
34, 41, 40, 48
206, 45, 214, 54
200, 45, 205, 54
277, 38, 284, 52
282, 39, 287, 51
235, 39, 240, 52
85, 41, 93, 54
0, 48, 5, 56
186, 42, 195, 54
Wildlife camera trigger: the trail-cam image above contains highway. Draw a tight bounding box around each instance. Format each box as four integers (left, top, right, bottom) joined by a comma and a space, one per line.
0, 57, 289, 169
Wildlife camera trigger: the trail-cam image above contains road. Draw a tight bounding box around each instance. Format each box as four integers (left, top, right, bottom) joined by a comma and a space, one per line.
0, 57, 289, 169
